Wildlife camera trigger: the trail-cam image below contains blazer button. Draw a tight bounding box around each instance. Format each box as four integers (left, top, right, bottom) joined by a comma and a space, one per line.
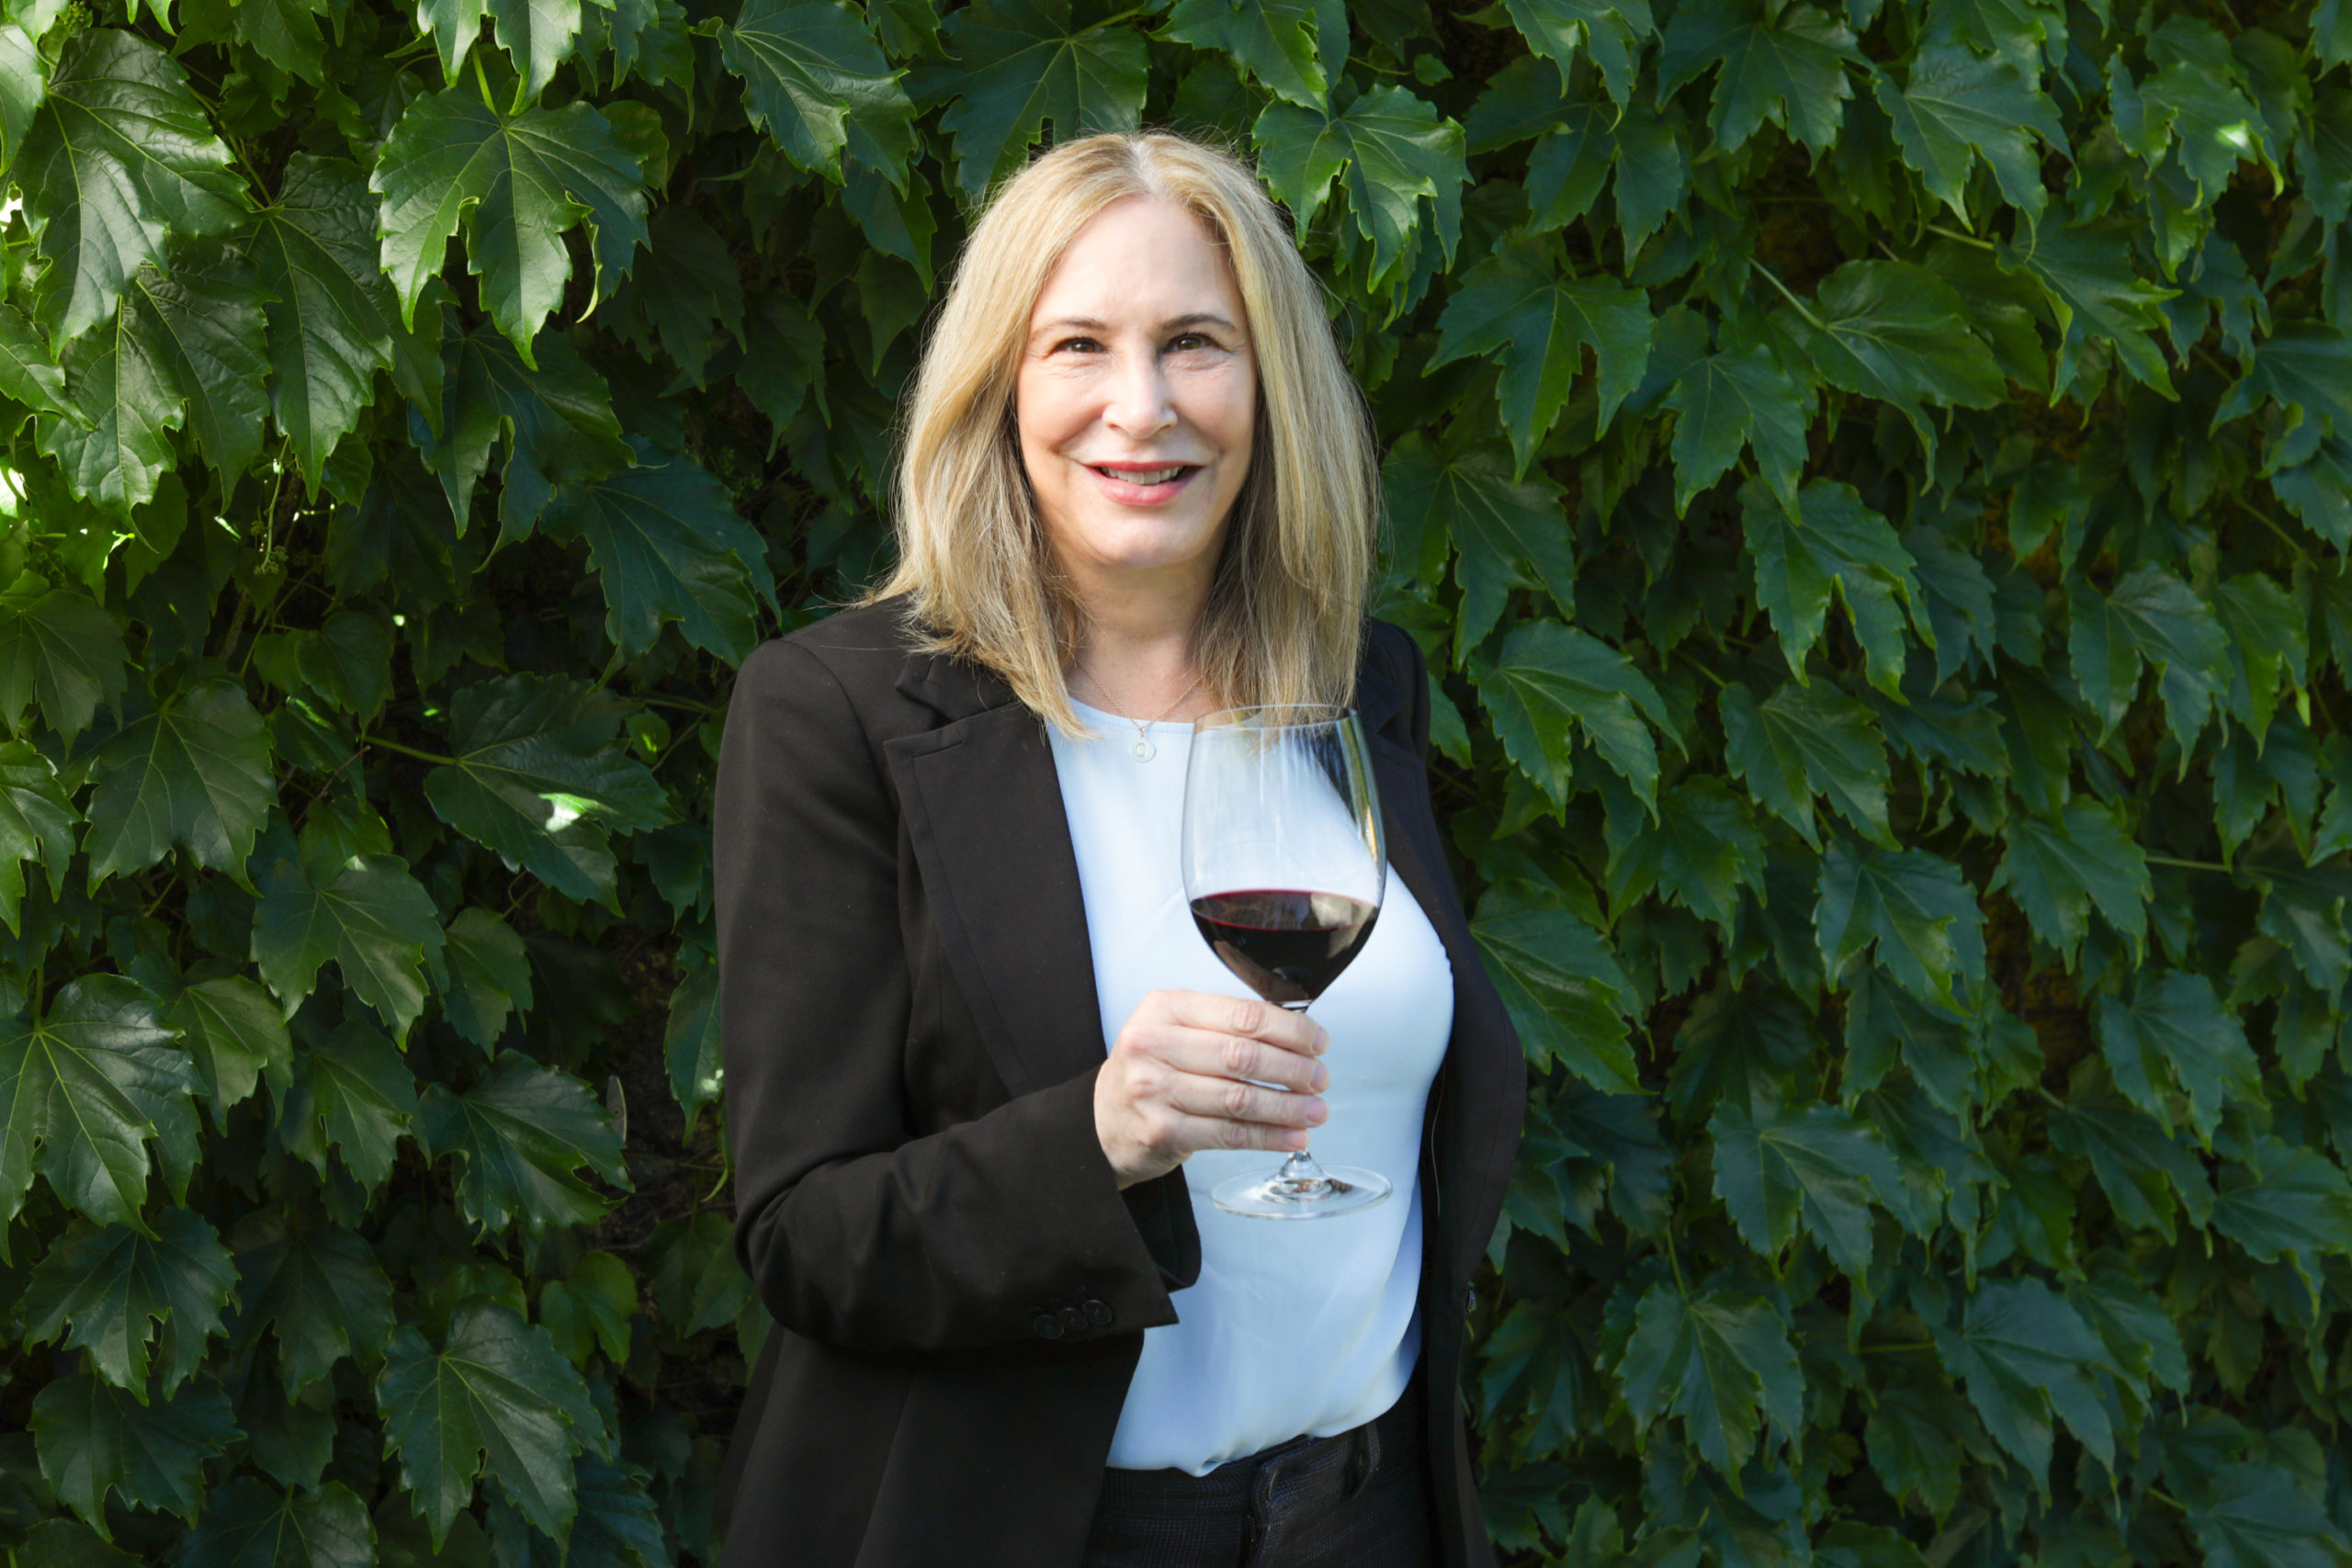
1033, 1313, 1064, 1340
1057, 1305, 1088, 1337
1082, 1298, 1114, 1325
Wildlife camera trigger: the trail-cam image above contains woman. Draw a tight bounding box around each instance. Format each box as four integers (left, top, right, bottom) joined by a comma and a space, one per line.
713, 130, 1523, 1568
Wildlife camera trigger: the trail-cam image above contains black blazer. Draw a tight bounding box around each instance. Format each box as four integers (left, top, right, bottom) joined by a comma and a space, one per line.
711, 599, 1524, 1568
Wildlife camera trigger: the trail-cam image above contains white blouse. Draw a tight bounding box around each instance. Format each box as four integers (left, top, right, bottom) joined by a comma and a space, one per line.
1048, 699, 1456, 1475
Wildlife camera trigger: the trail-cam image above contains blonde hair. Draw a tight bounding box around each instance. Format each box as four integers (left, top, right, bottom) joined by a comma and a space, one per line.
873, 130, 1379, 734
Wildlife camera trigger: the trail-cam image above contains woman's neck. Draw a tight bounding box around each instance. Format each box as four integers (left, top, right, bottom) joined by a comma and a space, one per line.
1068, 578, 1219, 723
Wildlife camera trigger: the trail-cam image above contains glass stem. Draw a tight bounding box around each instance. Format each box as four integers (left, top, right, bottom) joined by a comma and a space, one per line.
1279, 1000, 1328, 1186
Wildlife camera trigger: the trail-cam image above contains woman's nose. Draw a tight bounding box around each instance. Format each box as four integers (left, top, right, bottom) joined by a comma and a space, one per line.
1102, 351, 1176, 438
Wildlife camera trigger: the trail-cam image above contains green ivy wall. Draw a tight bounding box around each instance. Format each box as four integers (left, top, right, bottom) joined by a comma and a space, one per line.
0, 0, 2346, 1564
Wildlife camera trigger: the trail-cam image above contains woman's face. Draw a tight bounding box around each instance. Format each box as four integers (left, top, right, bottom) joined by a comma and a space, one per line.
1014, 196, 1257, 599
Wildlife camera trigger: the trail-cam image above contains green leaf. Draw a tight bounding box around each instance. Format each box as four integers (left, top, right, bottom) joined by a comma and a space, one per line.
30, 1371, 236, 1533
484, 1456, 666, 1568
1380, 431, 1573, 655
541, 440, 778, 661
231, 1215, 396, 1394
2216, 573, 2310, 739
1997, 220, 2178, 396
645, 1209, 754, 1335
421, 674, 671, 906
722, 0, 916, 183
1430, 234, 1652, 474
1876, 43, 2066, 222
21, 1209, 235, 1396
1815, 840, 1984, 1003
1803, 261, 2006, 459
252, 156, 401, 491
424, 324, 633, 538
2214, 322, 2352, 473
487, 0, 582, 99
15, 30, 245, 346
226, 0, 336, 85
2066, 567, 2232, 749
1668, 980, 1819, 1124
253, 855, 445, 1039
1863, 1368, 1986, 1523
0, 976, 196, 1235
1253, 84, 1467, 283
371, 90, 649, 357
0, 299, 73, 418
2188, 1464, 2352, 1568
1991, 798, 2152, 961
662, 961, 720, 1134
1745, 481, 1923, 698
376, 1299, 606, 1549
1605, 776, 1764, 929
2211, 1134, 2352, 1292
1721, 681, 1893, 850
1615, 1282, 1803, 1480
0, 739, 74, 934
419, 1055, 630, 1239
0, 573, 127, 746
1475, 619, 1671, 812
1710, 1097, 1905, 1272
1524, 90, 1685, 253
83, 679, 274, 889
935, 0, 1146, 200
437, 908, 533, 1049
1930, 1278, 2115, 1487
539, 1250, 636, 1367
2095, 971, 2260, 1144
1499, 0, 1655, 106
179, 1478, 377, 1568
129, 249, 272, 488
2046, 1094, 2215, 1242
1655, 0, 1859, 154
1665, 343, 1810, 513
276, 1020, 419, 1191
413, 0, 491, 83
157, 975, 289, 1115
1469, 907, 1640, 1093
2120, 21, 2267, 206
1163, 0, 1327, 107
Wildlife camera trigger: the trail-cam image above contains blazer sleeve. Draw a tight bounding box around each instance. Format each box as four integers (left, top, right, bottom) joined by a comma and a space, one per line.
714, 639, 1184, 1354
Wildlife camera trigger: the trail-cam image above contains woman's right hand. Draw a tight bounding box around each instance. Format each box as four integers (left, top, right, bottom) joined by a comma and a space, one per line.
1093, 990, 1330, 1189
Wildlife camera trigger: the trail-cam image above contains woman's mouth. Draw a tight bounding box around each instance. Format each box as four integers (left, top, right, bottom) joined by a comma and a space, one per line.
1091, 464, 1193, 485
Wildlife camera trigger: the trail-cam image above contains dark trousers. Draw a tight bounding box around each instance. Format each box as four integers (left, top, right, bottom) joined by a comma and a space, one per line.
1080, 1364, 1436, 1568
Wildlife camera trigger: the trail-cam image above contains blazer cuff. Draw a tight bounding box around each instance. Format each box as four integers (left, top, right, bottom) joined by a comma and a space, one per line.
1121, 1167, 1202, 1294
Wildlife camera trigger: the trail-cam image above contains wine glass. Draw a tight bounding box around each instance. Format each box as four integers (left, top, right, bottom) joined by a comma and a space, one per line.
1181, 705, 1390, 1219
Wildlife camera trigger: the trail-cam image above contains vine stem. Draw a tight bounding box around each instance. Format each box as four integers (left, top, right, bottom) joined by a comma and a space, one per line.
2144, 853, 2233, 874
1925, 223, 1996, 252
363, 735, 459, 767
1750, 259, 1826, 333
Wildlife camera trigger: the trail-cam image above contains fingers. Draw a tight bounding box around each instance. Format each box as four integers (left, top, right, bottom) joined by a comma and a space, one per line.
1148, 990, 1328, 1059
1156, 1070, 1328, 1131
1150, 1107, 1314, 1156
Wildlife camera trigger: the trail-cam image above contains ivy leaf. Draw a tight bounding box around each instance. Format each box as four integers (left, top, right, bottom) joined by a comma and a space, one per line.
0, 976, 196, 1235
2213, 321, 2352, 475
2047, 1094, 2214, 1244
1930, 1278, 2115, 1487
2211, 1134, 2352, 1292
541, 439, 779, 662
1721, 682, 1893, 849
0, 739, 75, 934
1655, 0, 1860, 154
253, 856, 447, 1039
0, 573, 128, 747
276, 1021, 419, 1192
1470, 907, 1640, 1093
372, 90, 650, 359
1605, 776, 1765, 929
83, 679, 274, 890
252, 156, 401, 491
645, 1210, 754, 1334
178, 1478, 376, 1568
421, 674, 672, 906
21, 1210, 236, 1396
15, 30, 246, 347
1669, 981, 1818, 1123
484, 1455, 666, 1568
1430, 234, 1652, 474
231, 1215, 397, 1394
1615, 1282, 1803, 1480
425, 325, 633, 538
30, 1371, 237, 1534
1380, 432, 1573, 655
487, 0, 582, 100
2216, 573, 2310, 739
126, 249, 272, 489
1665, 344, 1810, 513
0, 299, 74, 418
1163, 0, 1327, 107
662, 962, 721, 1134
2187, 1464, 2352, 1568
1876, 42, 2066, 222
1524, 89, 1686, 253
934, 0, 1146, 200
722, 0, 917, 184
1991, 798, 2152, 961
1252, 84, 1467, 284
1803, 261, 2007, 460
1475, 619, 1671, 813
157, 975, 289, 1117
1815, 841, 1984, 1004
418, 1055, 631, 1239
437, 908, 534, 1049
1745, 481, 1924, 698
2067, 568, 2232, 749
1997, 220, 2178, 396
2095, 971, 2260, 1145
227, 0, 337, 85
1499, 0, 1655, 107
1710, 1098, 1905, 1272
376, 1299, 607, 1549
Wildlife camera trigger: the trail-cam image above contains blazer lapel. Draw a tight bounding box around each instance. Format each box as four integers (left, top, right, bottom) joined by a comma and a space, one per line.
884, 655, 1109, 1101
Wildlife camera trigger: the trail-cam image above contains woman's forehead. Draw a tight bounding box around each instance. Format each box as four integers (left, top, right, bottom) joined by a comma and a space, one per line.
1028, 197, 1245, 324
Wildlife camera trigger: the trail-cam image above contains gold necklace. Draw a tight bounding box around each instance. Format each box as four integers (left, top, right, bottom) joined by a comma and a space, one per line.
1076, 660, 1204, 761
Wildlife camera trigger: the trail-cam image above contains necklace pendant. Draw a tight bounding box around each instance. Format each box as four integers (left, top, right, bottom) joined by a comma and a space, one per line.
1130, 734, 1156, 761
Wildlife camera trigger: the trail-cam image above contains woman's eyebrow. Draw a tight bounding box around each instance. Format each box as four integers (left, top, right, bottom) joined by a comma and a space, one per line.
1029, 312, 1242, 338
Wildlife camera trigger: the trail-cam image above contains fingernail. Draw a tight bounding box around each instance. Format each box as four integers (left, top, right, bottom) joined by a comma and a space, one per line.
1284, 1129, 1308, 1148
1315, 1028, 1330, 1054
1311, 1065, 1329, 1092
1306, 1099, 1328, 1125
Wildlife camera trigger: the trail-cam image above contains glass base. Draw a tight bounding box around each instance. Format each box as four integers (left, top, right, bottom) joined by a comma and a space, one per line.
1211, 1155, 1392, 1220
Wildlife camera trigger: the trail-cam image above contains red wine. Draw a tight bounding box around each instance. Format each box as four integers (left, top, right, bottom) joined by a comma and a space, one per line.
1190, 888, 1380, 1008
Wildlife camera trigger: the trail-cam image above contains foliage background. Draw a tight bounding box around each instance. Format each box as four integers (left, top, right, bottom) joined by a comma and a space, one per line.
0, 0, 2348, 1562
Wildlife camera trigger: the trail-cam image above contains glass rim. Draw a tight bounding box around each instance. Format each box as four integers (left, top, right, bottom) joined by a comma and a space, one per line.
1192, 703, 1361, 732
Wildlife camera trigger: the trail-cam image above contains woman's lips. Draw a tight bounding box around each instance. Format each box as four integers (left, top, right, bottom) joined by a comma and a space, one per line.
1084, 462, 1200, 502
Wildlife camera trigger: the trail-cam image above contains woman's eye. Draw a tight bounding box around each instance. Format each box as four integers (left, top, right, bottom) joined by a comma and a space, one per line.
1168, 333, 1208, 352
1053, 337, 1101, 354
